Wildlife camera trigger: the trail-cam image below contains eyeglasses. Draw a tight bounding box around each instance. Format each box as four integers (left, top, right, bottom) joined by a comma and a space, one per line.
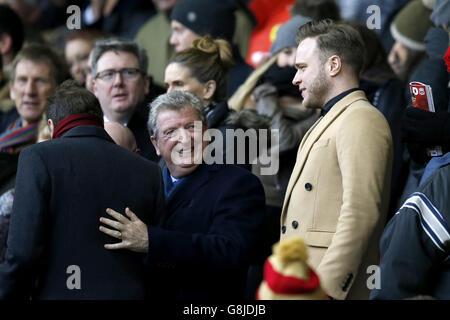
95, 68, 143, 82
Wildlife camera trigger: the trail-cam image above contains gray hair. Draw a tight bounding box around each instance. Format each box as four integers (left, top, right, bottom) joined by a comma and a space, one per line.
90, 38, 148, 76
148, 91, 206, 139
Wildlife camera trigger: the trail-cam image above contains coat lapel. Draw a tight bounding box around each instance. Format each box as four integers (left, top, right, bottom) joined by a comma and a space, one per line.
281, 91, 368, 224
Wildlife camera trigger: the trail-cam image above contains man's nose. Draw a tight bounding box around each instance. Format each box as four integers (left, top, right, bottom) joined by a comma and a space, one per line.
112, 71, 124, 86
177, 128, 190, 143
292, 70, 301, 86
169, 33, 177, 46
24, 79, 37, 95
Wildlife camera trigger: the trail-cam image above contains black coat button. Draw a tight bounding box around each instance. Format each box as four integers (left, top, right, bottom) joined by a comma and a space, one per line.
305, 183, 312, 191
281, 226, 286, 234
292, 221, 299, 229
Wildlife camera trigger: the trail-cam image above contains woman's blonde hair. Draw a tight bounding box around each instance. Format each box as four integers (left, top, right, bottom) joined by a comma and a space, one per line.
169, 36, 235, 103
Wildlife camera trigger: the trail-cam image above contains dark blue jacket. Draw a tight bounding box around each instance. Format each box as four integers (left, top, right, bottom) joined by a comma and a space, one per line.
0, 126, 165, 299
371, 163, 450, 300
145, 163, 265, 300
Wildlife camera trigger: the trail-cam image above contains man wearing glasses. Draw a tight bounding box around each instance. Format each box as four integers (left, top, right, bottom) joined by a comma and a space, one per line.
91, 38, 158, 162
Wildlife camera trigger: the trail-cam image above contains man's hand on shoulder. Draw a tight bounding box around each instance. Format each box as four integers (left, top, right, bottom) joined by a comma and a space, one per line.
99, 207, 149, 253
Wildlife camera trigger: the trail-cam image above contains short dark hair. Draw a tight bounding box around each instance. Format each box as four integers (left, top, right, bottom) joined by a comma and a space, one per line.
11, 44, 69, 85
46, 80, 103, 127
90, 38, 148, 76
0, 5, 24, 55
296, 19, 365, 76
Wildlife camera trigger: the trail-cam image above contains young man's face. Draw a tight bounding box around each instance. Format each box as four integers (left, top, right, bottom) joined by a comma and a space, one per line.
169, 20, 200, 53
292, 37, 330, 109
10, 59, 56, 127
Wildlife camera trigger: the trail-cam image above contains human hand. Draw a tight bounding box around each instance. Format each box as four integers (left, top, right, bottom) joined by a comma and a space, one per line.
99, 207, 149, 253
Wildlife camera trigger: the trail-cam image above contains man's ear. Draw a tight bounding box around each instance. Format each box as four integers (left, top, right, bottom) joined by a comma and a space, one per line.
92, 79, 99, 97
202, 80, 216, 101
327, 55, 342, 77
48, 119, 55, 139
150, 135, 160, 156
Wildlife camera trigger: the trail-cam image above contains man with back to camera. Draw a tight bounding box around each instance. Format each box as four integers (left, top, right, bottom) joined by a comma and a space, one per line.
280, 20, 393, 299
0, 80, 164, 299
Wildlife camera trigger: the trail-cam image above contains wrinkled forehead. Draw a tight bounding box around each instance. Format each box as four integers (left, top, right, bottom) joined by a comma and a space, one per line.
157, 106, 201, 126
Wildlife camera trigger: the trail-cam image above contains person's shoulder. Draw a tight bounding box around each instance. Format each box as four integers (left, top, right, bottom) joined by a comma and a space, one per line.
344, 93, 389, 122
418, 163, 450, 198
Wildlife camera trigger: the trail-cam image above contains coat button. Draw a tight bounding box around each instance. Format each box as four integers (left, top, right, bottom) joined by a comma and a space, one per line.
281, 226, 286, 234
305, 183, 312, 191
292, 221, 299, 229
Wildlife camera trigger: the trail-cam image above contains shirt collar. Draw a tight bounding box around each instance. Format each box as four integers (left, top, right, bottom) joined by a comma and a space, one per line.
321, 88, 359, 117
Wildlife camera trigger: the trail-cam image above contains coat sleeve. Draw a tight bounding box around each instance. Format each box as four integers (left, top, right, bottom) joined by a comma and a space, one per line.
371, 188, 450, 299
144, 172, 265, 269
0, 148, 50, 299
317, 107, 393, 299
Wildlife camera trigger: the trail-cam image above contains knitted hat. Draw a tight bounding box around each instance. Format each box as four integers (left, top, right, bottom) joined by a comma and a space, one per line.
270, 15, 311, 56
390, 0, 435, 51
256, 237, 327, 300
170, 0, 236, 41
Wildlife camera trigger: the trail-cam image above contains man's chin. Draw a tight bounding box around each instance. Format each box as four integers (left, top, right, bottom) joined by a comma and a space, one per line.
111, 103, 134, 114
169, 163, 200, 178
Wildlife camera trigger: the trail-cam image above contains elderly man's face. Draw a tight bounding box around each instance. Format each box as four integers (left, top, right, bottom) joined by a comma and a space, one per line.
151, 107, 206, 178
169, 20, 200, 53
10, 59, 56, 127
93, 50, 149, 122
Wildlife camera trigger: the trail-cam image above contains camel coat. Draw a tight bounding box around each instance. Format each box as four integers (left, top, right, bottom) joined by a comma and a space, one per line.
280, 90, 393, 300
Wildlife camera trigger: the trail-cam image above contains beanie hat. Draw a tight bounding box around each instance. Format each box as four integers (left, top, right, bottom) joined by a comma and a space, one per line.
270, 15, 311, 56
256, 237, 327, 300
170, 0, 236, 41
390, 0, 435, 51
